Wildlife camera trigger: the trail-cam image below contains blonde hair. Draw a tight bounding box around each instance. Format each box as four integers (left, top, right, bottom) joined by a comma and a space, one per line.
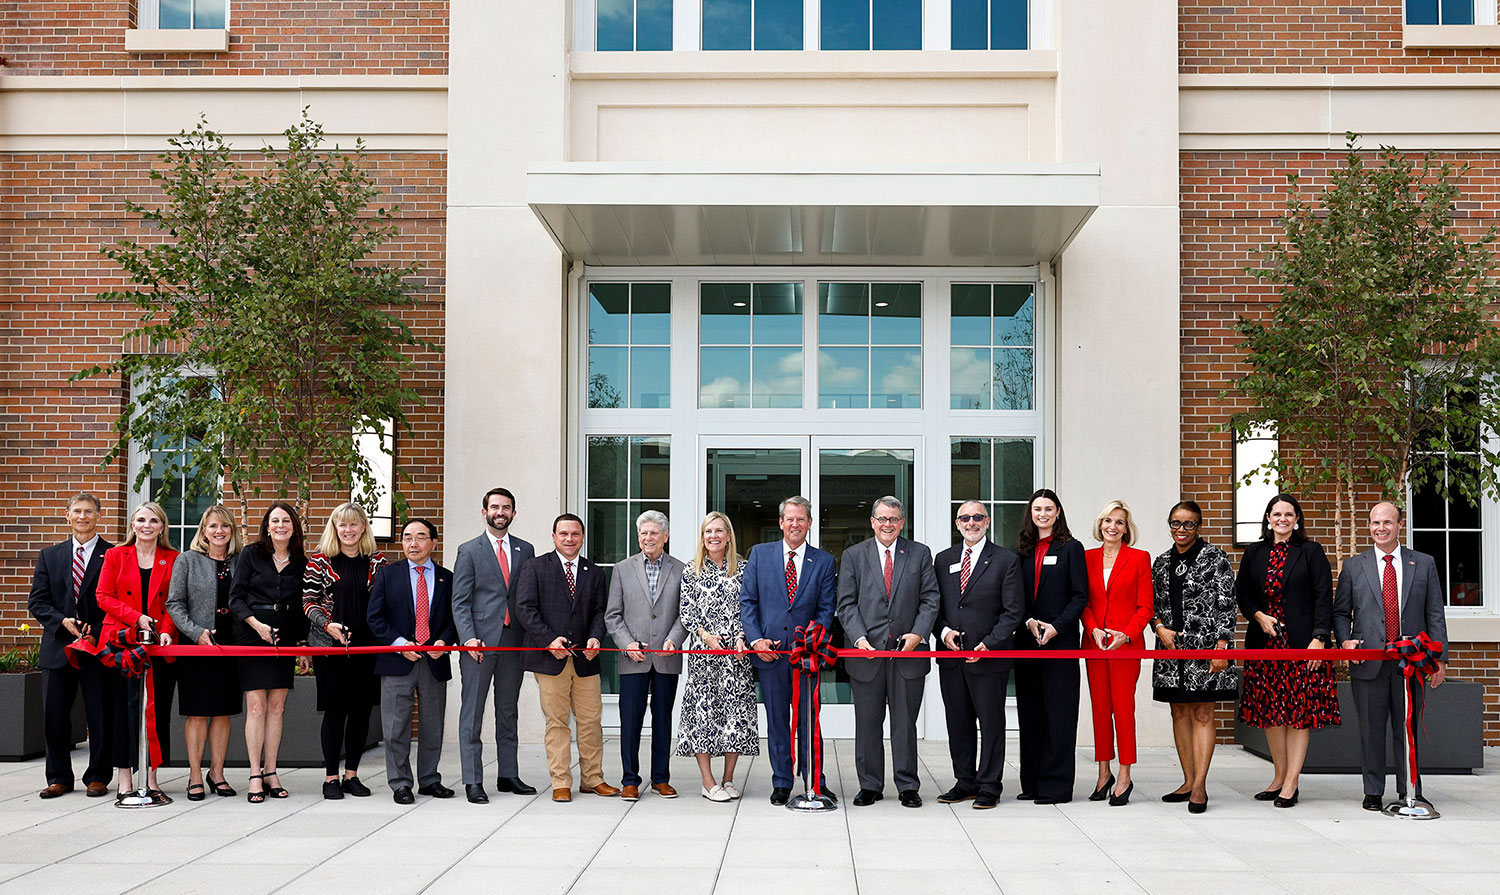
1092, 499, 1139, 546
317, 502, 377, 557
122, 501, 174, 551
692, 511, 740, 577
189, 504, 242, 556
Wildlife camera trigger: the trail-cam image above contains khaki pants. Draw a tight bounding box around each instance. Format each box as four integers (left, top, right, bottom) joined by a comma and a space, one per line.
535, 659, 605, 791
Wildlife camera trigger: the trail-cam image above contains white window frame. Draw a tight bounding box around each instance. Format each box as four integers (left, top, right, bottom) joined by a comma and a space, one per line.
353, 419, 396, 541
137, 0, 231, 29
1233, 424, 1279, 546
126, 369, 224, 549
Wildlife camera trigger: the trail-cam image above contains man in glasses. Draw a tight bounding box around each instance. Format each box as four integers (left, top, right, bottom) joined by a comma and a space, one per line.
932, 500, 1025, 808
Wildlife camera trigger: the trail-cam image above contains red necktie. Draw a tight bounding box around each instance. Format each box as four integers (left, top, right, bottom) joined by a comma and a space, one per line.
883, 547, 893, 599
785, 550, 797, 605
960, 546, 972, 594
497, 539, 511, 626
73, 545, 85, 600
414, 566, 430, 644
1382, 554, 1399, 642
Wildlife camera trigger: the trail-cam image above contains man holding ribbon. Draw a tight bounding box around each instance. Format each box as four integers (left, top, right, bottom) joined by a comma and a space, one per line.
1334, 501, 1448, 811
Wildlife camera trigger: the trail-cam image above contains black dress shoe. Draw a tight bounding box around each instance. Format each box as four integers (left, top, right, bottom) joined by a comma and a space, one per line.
973, 793, 998, 809
418, 782, 455, 798
497, 777, 538, 795
1016, 791, 1037, 801
1362, 794, 1383, 811
466, 784, 489, 803
1161, 789, 1192, 803
853, 789, 884, 806
769, 787, 791, 806
393, 787, 415, 805
1034, 796, 1071, 805
341, 776, 371, 797
1273, 788, 1299, 808
937, 786, 977, 803
821, 787, 838, 804
899, 790, 922, 808
322, 780, 344, 800
1253, 788, 1280, 801
1088, 774, 1115, 802
1108, 782, 1134, 807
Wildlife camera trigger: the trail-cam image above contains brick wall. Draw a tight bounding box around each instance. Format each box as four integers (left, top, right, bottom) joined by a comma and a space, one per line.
1183, 149, 1500, 743
0, 150, 446, 643
0, 1, 447, 76
1182, 1, 1500, 74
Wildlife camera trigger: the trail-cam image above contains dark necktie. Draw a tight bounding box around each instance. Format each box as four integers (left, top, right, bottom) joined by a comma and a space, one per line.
785, 550, 797, 605
1382, 554, 1399, 642
565, 560, 576, 598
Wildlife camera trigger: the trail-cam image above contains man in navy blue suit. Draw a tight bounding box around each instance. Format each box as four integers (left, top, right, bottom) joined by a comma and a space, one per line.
740, 496, 839, 806
368, 517, 457, 805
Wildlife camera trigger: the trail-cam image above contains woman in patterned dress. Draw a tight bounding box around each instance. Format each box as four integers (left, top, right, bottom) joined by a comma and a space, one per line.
1236, 493, 1339, 808
1150, 500, 1237, 814
674, 511, 758, 802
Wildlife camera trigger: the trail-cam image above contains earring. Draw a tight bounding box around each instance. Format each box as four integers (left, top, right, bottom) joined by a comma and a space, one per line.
1295, 522, 1300, 529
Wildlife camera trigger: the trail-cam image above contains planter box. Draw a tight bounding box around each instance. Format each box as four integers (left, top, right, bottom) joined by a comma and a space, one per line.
0, 671, 87, 761
165, 680, 380, 769
1234, 678, 1484, 774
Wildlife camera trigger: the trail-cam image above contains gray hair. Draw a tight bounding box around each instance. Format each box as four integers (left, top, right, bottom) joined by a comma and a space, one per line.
872, 495, 904, 517
778, 496, 812, 519
636, 509, 669, 533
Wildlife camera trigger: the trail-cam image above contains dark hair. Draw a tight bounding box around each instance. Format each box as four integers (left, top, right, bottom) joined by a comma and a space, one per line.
1260, 493, 1308, 543
404, 517, 438, 540
481, 487, 516, 510
255, 501, 306, 563
553, 513, 584, 533
1017, 488, 1073, 555
1168, 500, 1202, 521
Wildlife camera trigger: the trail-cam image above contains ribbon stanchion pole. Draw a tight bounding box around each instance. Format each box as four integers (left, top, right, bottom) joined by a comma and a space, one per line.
1382, 631, 1442, 820
787, 622, 836, 813
117, 628, 170, 809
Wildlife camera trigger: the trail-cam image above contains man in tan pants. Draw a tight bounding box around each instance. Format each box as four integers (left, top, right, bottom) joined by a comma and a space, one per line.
513, 514, 620, 801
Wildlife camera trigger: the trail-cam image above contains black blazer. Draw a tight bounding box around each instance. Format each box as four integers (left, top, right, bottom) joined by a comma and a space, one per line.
1236, 538, 1333, 649
933, 539, 1025, 673
28, 537, 112, 669
514, 551, 608, 677
1017, 538, 1088, 650
367, 558, 457, 681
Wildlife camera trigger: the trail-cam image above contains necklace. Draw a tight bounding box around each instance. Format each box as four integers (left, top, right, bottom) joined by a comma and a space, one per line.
273, 552, 291, 568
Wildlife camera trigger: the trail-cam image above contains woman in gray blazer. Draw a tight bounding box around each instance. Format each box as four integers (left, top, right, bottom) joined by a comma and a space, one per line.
166, 504, 244, 800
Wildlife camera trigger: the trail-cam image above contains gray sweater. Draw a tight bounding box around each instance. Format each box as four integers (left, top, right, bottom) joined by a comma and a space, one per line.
166, 549, 234, 644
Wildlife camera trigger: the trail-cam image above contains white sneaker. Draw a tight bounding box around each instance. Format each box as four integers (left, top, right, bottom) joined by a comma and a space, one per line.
701, 784, 732, 803
720, 781, 741, 800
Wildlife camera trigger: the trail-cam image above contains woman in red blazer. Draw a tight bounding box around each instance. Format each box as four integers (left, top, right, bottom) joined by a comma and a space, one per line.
1082, 500, 1154, 806
95, 501, 180, 799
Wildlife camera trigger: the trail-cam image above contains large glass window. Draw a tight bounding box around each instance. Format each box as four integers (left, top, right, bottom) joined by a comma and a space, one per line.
588, 282, 670, 409
1233, 425, 1279, 546
1411, 388, 1484, 608
817, 282, 921, 409
146, 433, 219, 550
353, 419, 396, 541
153, 0, 227, 29
598, 0, 674, 50
950, 437, 1034, 548
821, 0, 922, 49
1406, 0, 1476, 25
950, 282, 1034, 410
951, 0, 1027, 49
702, 0, 804, 49
700, 282, 804, 408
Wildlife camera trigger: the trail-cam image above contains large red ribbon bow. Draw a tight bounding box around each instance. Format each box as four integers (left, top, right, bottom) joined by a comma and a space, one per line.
788, 621, 837, 797
96, 630, 165, 768
1383, 631, 1444, 793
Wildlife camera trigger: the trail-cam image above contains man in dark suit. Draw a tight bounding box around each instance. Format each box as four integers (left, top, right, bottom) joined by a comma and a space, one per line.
368, 517, 457, 804
933, 500, 1025, 809
739, 495, 839, 806
27, 493, 113, 799
515, 513, 621, 802
1334, 500, 1449, 811
451, 486, 537, 803
837, 496, 940, 808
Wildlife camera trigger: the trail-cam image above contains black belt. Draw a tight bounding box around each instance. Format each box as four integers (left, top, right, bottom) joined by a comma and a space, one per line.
250, 602, 295, 613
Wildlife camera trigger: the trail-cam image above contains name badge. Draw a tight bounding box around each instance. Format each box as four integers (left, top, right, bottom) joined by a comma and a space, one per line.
1042, 556, 1058, 566
948, 562, 962, 574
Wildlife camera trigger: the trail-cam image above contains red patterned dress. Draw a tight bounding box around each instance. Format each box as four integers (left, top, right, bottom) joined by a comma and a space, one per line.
1238, 542, 1341, 729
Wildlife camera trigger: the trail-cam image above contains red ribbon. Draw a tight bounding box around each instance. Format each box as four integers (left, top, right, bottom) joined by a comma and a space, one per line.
788, 621, 836, 797
94, 631, 164, 768
1384, 631, 1445, 792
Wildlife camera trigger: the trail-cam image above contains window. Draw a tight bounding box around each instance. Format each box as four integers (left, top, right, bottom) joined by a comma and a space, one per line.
702, 0, 804, 49
1406, 0, 1476, 25
353, 419, 395, 540
950, 282, 1034, 410
1410, 388, 1484, 608
140, 0, 227, 29
598, 0, 673, 50
147, 433, 220, 550
1233, 425, 1279, 546
817, 282, 921, 408
588, 282, 671, 409
821, 0, 921, 49
700, 282, 804, 408
951, 0, 1027, 49
950, 437, 1035, 548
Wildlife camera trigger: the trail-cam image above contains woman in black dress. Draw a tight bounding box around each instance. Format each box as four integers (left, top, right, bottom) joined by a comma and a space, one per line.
1014, 488, 1089, 805
302, 502, 387, 800
1237, 493, 1339, 808
229, 502, 307, 803
166, 504, 244, 800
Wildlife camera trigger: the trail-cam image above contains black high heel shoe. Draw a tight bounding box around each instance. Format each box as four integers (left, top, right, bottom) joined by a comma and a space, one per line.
1273, 788, 1299, 808
1088, 774, 1115, 802
1108, 781, 1134, 806
1253, 788, 1280, 801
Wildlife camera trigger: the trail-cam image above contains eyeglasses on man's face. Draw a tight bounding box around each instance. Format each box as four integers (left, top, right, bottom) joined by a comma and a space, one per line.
956, 514, 988, 523
872, 516, 903, 525
1168, 519, 1200, 531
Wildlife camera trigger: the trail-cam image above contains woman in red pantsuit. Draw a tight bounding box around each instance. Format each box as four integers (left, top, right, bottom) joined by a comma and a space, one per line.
1082, 500, 1153, 806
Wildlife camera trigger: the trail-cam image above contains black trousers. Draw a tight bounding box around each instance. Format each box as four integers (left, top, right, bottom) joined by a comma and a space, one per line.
42, 659, 112, 786
1014, 655, 1080, 801
617, 669, 679, 787
938, 662, 1010, 796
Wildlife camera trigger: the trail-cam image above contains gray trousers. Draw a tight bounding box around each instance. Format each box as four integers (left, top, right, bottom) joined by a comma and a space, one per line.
1352, 663, 1424, 799
380, 659, 446, 791
457, 644, 525, 784
851, 658, 925, 793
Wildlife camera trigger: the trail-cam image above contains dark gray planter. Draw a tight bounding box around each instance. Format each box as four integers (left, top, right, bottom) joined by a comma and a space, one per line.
165, 679, 379, 769
0, 671, 88, 761
1234, 678, 1484, 774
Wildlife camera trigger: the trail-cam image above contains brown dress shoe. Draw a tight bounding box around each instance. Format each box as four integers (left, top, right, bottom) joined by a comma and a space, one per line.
39, 783, 73, 799
552, 788, 572, 802
86, 782, 110, 798
650, 782, 678, 798
620, 785, 640, 801
587, 782, 622, 797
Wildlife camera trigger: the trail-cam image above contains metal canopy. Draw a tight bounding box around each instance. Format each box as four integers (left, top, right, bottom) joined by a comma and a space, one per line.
526, 164, 1099, 267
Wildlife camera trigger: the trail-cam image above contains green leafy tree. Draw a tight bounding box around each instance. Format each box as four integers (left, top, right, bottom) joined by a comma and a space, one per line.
77, 113, 438, 531
1229, 136, 1500, 559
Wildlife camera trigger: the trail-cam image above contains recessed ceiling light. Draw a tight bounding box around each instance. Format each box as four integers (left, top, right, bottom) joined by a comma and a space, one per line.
733, 301, 747, 307
875, 301, 889, 308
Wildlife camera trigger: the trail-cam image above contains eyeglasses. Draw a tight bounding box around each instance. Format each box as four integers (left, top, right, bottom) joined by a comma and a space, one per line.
1168, 520, 1200, 531
956, 514, 988, 523
872, 516, 903, 525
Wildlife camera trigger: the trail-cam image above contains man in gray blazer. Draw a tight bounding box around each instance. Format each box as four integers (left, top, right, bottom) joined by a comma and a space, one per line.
836, 495, 940, 808
1334, 500, 1449, 811
451, 487, 537, 803
605, 510, 687, 800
